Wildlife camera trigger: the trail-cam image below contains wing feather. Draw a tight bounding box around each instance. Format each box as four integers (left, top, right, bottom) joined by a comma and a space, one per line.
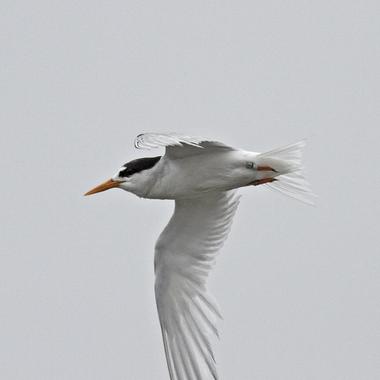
155, 191, 240, 380
134, 132, 235, 159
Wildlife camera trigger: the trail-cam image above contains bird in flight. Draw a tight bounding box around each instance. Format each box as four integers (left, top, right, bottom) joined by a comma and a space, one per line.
85, 132, 314, 380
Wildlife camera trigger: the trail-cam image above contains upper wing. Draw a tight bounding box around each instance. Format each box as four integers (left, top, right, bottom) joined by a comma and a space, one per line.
154, 191, 240, 380
134, 132, 235, 159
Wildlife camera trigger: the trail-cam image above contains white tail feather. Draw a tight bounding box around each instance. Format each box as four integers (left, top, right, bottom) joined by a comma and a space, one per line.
258, 140, 316, 205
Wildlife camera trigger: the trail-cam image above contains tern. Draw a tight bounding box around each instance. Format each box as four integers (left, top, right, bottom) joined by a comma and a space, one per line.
85, 132, 314, 380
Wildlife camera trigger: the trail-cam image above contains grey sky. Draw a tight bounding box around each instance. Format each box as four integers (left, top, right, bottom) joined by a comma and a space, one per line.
1, 1, 379, 379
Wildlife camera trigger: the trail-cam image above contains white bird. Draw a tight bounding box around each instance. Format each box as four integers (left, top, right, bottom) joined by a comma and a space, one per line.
85, 133, 314, 380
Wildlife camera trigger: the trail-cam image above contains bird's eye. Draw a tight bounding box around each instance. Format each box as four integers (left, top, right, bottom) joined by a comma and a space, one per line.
119, 166, 129, 177
117, 156, 161, 178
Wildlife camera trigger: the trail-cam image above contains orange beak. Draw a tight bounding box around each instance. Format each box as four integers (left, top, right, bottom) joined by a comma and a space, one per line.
84, 179, 120, 196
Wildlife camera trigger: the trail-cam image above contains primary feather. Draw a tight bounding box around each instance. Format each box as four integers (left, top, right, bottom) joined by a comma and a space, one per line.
155, 191, 240, 380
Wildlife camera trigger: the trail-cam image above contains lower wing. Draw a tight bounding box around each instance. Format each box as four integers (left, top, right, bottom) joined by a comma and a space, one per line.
154, 191, 240, 380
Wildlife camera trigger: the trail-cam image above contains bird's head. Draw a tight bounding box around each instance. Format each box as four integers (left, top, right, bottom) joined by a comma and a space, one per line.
84, 156, 161, 197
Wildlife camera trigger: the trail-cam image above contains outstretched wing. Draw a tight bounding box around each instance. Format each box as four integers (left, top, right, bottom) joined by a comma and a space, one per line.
134, 132, 235, 159
154, 191, 240, 380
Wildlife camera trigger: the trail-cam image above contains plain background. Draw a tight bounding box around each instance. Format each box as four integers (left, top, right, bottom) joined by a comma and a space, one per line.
1, 1, 379, 379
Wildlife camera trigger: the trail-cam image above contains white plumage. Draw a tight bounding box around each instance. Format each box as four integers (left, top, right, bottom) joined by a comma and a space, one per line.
85, 133, 315, 380
155, 191, 240, 380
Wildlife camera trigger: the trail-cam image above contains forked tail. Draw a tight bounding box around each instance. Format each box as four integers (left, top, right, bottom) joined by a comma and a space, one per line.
256, 140, 316, 205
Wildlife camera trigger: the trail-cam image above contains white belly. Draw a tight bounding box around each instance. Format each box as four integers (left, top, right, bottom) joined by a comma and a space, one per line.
146, 150, 259, 199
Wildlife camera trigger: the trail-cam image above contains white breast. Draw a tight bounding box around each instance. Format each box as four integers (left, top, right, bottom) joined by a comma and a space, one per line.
146, 150, 258, 199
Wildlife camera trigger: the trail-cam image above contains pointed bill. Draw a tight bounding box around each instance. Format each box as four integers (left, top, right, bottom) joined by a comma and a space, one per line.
84, 179, 120, 196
